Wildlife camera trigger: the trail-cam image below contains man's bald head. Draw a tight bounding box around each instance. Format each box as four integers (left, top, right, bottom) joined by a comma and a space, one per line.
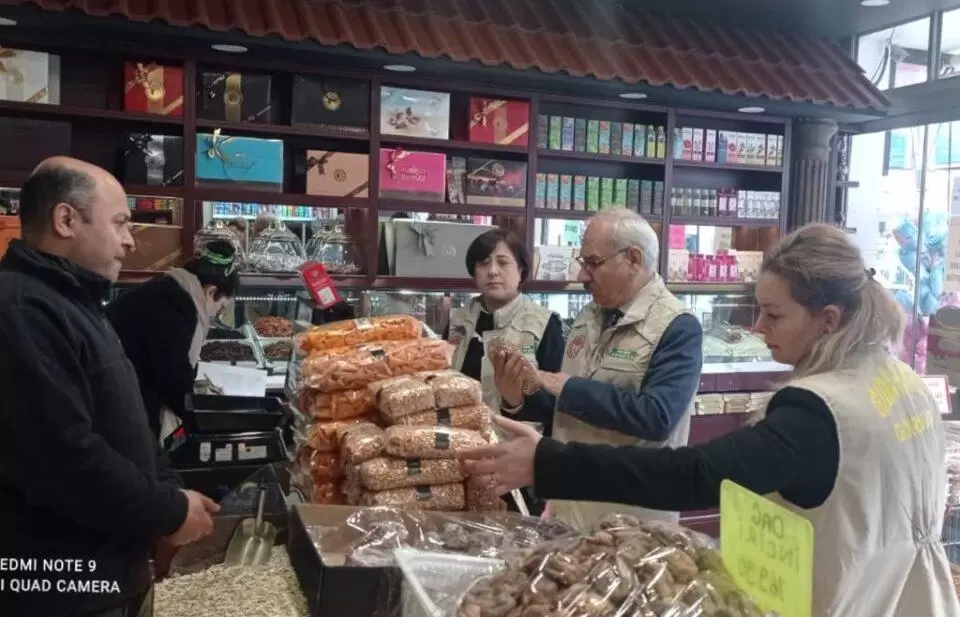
19, 157, 104, 237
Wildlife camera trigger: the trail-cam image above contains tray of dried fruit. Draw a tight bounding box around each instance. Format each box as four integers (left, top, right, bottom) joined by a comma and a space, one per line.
247, 316, 305, 374
199, 337, 265, 370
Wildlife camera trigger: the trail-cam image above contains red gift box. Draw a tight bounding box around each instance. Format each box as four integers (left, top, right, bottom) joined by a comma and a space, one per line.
123, 62, 184, 117
468, 98, 530, 146
379, 147, 447, 202
298, 262, 343, 309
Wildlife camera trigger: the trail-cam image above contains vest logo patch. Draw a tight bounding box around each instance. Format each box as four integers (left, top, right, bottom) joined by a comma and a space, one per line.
567, 334, 586, 359
608, 347, 639, 361
520, 344, 536, 355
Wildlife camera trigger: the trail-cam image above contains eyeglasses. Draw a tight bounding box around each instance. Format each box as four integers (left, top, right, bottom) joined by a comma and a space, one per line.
575, 248, 629, 272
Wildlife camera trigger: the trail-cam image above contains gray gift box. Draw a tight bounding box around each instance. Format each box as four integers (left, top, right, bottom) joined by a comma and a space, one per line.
388, 220, 495, 277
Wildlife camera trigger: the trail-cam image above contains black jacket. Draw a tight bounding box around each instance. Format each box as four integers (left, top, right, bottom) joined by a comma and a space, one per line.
106, 275, 198, 440
0, 241, 188, 617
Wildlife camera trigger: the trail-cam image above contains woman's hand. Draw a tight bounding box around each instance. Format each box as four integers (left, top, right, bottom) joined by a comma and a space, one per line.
460, 416, 542, 495
492, 350, 527, 408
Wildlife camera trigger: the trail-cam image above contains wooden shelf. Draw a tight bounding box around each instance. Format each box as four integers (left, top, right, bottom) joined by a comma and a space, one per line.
239, 272, 370, 288
126, 185, 185, 199
192, 187, 371, 209
672, 160, 782, 173
380, 135, 527, 155
538, 149, 666, 166
195, 119, 369, 141
667, 282, 755, 294
533, 208, 593, 220
0, 100, 184, 126
669, 215, 780, 227
377, 199, 526, 216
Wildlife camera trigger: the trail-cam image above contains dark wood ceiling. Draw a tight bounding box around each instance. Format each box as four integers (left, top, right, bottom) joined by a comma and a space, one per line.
616, 0, 960, 38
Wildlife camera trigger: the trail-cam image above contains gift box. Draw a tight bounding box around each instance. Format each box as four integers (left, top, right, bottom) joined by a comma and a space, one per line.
123, 62, 183, 117
0, 47, 60, 104
198, 71, 272, 124
468, 98, 529, 146
466, 158, 527, 207
304, 151, 369, 198
378, 148, 446, 202
122, 133, 184, 186
292, 75, 369, 134
0, 117, 70, 173
123, 223, 184, 271
380, 86, 450, 139
390, 219, 495, 277
195, 131, 284, 192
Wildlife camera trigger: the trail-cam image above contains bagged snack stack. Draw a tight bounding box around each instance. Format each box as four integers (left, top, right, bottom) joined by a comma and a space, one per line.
288, 315, 454, 506
346, 371, 505, 512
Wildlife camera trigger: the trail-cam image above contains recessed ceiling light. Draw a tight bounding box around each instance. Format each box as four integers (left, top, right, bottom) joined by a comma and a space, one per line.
383, 64, 417, 73
0, 17, 17, 26
860, 0, 890, 6
619, 92, 648, 100
737, 106, 766, 114
211, 44, 248, 53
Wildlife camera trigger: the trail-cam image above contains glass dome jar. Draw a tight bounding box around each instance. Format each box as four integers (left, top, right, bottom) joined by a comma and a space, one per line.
247, 220, 306, 273
305, 215, 363, 275
193, 219, 245, 265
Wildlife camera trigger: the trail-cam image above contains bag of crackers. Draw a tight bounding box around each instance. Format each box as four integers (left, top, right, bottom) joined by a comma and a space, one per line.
300, 315, 422, 356
301, 339, 453, 392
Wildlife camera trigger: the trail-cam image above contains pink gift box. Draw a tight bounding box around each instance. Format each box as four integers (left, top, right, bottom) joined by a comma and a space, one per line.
379, 147, 447, 202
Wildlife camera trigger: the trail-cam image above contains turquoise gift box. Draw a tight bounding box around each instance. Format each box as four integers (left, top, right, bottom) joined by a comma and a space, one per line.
195, 131, 284, 191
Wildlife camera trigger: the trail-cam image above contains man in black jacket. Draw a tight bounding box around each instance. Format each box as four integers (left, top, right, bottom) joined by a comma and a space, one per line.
0, 157, 219, 617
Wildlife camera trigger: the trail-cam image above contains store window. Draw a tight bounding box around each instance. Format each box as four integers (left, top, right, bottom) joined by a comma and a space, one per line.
857, 17, 932, 90
939, 9, 960, 79
847, 122, 960, 382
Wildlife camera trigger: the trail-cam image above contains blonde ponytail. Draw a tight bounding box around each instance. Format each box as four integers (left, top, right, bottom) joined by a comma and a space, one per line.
762, 224, 906, 377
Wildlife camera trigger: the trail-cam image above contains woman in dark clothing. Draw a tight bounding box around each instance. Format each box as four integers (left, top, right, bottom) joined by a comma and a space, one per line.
442, 229, 564, 514
107, 240, 240, 449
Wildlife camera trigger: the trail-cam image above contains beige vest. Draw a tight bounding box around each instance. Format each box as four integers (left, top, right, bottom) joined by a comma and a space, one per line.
551, 274, 695, 528
773, 348, 959, 617
449, 295, 553, 411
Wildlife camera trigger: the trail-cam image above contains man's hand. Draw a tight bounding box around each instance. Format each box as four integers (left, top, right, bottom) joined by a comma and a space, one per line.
167, 490, 220, 547
538, 370, 571, 396
153, 536, 179, 581
460, 416, 542, 496
492, 350, 526, 408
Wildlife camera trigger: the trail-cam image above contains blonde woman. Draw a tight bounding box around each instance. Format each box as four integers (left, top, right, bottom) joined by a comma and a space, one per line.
464, 223, 960, 617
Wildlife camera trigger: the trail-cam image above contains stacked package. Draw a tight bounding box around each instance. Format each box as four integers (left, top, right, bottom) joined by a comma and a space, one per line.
340, 370, 501, 512
291, 315, 448, 505
291, 315, 499, 511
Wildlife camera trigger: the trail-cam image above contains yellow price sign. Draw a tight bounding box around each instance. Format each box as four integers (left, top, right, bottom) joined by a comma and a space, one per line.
720, 480, 815, 617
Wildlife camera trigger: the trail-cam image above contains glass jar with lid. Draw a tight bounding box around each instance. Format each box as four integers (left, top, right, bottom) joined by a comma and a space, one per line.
304, 214, 363, 275
247, 220, 306, 273
193, 219, 245, 265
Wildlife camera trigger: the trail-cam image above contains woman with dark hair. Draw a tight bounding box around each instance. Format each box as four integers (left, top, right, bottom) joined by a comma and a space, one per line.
443, 228, 564, 514
107, 240, 240, 449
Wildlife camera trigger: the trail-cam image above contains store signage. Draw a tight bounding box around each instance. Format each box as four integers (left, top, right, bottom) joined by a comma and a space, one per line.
921, 375, 952, 415
720, 480, 814, 617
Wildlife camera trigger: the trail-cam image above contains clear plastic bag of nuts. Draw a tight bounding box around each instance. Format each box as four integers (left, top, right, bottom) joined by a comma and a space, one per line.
453, 514, 771, 617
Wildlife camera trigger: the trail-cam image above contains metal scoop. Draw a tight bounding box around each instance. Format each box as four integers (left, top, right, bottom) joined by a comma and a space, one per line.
222, 486, 276, 567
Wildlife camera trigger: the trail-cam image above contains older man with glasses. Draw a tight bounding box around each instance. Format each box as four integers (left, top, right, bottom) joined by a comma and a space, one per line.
493, 208, 702, 528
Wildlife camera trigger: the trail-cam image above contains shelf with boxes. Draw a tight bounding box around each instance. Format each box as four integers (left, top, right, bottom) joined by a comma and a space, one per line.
0, 41, 794, 294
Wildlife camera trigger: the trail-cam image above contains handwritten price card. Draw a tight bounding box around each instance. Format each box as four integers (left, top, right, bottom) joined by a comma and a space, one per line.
720, 480, 814, 617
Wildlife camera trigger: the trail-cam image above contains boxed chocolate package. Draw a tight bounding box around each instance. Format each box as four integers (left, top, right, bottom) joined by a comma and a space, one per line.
198, 71, 273, 124
195, 131, 283, 191
123, 223, 184, 271
379, 148, 447, 202
122, 133, 184, 186
380, 86, 450, 140
292, 75, 369, 134
468, 98, 529, 146
466, 159, 527, 207
123, 62, 183, 117
304, 151, 369, 198
0, 47, 60, 104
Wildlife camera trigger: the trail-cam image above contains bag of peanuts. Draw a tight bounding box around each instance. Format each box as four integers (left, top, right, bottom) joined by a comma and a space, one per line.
301, 339, 453, 392
486, 337, 542, 395
371, 376, 437, 420
384, 425, 487, 460
340, 422, 387, 464
362, 482, 466, 511
301, 315, 422, 356
359, 457, 467, 492
390, 405, 493, 434
416, 371, 483, 408
299, 388, 376, 421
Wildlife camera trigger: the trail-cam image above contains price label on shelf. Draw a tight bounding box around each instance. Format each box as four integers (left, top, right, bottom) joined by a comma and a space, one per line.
720, 480, 814, 617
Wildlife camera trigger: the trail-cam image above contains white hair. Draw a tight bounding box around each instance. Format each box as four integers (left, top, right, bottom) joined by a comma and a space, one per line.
592, 208, 660, 272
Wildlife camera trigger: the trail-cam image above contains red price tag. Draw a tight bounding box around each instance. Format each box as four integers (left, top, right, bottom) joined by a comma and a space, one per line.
298, 261, 343, 309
